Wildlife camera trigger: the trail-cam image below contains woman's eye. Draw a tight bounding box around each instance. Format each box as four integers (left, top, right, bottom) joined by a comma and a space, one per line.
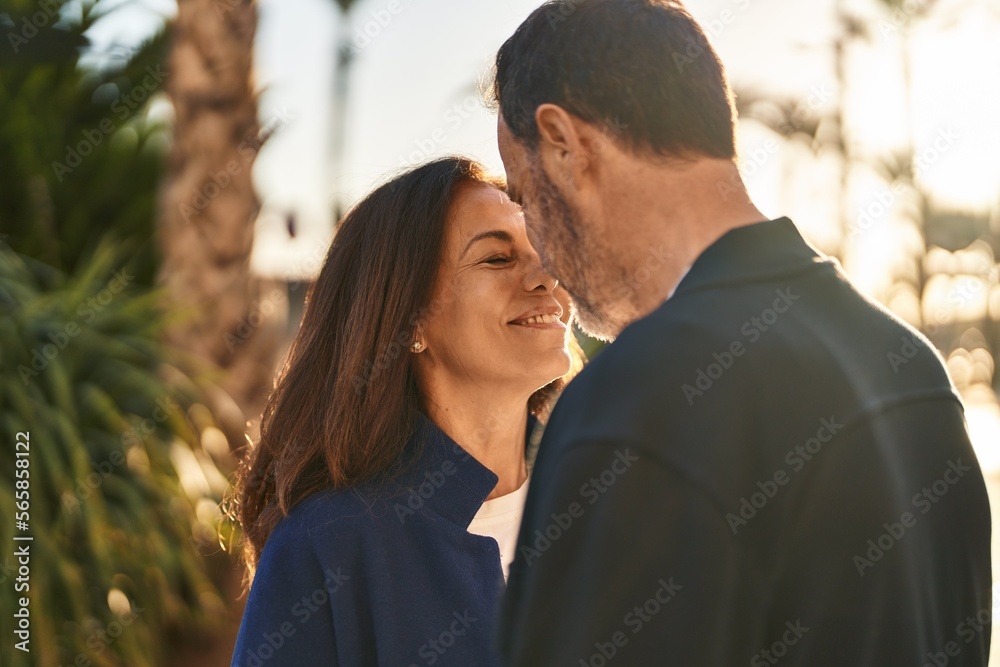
485, 256, 512, 265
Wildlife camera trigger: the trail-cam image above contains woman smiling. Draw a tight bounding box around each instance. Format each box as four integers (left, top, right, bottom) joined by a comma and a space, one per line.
229, 157, 583, 666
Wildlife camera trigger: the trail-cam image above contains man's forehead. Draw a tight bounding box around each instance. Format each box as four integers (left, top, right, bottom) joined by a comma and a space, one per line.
497, 114, 519, 156
496, 114, 525, 199
497, 117, 509, 154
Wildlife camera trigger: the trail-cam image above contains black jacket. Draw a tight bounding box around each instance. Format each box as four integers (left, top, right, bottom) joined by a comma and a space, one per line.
498, 217, 992, 665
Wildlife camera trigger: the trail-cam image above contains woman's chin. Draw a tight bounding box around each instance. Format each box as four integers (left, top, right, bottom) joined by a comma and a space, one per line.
526, 350, 574, 389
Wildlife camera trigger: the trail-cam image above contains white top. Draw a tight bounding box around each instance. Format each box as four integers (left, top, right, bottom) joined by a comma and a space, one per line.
468, 476, 530, 583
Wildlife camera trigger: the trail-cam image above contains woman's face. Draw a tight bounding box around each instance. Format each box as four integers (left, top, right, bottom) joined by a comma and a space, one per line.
415, 181, 574, 398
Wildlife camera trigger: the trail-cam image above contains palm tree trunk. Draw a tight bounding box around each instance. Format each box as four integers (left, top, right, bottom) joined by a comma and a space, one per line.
157, 0, 280, 440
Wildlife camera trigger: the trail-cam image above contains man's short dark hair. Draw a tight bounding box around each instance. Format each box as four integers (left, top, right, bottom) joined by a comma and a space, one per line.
490, 0, 737, 160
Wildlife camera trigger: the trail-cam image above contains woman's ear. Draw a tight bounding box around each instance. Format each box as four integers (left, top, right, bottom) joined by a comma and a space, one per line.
410, 323, 426, 353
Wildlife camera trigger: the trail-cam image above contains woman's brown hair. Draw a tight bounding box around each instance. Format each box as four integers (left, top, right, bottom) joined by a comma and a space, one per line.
230, 156, 584, 580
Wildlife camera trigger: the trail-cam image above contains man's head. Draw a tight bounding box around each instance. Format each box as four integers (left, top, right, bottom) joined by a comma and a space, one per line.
491, 0, 739, 340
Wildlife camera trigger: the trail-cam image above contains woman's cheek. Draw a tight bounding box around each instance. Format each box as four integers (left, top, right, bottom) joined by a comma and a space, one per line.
555, 287, 572, 325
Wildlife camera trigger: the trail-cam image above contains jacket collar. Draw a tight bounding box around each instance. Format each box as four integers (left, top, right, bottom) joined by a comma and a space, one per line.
391, 410, 539, 529
672, 217, 837, 299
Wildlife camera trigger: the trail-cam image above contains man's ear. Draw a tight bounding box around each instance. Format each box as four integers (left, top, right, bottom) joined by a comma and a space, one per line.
535, 103, 591, 188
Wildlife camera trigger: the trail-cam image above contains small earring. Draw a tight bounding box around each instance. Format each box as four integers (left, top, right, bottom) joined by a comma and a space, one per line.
411, 341, 424, 353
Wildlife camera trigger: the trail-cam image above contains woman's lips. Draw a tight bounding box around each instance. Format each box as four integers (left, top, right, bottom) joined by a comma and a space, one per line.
509, 313, 561, 325
509, 320, 566, 330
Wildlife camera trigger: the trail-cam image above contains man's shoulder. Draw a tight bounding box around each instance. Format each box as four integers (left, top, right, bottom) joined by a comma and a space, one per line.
566, 258, 954, 414
583, 277, 813, 372
546, 311, 751, 461
583, 305, 740, 377
559, 299, 765, 415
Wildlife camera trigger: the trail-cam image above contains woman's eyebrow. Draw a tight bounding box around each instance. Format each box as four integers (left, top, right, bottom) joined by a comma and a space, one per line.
460, 230, 514, 258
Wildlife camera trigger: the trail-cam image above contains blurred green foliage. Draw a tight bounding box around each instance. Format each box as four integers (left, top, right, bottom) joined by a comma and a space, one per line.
0, 0, 169, 285
0, 242, 235, 666
1, 2, 239, 665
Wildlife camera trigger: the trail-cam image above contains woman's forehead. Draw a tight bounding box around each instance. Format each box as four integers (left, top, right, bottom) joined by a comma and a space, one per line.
447, 183, 524, 248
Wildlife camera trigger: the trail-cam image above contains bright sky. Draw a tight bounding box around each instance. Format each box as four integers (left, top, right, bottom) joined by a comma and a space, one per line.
83, 0, 1000, 280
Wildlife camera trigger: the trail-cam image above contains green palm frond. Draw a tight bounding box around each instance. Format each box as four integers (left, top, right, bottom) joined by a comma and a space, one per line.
0, 242, 234, 667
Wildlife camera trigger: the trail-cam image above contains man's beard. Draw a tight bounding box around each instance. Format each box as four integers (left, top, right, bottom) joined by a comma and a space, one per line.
530, 161, 626, 342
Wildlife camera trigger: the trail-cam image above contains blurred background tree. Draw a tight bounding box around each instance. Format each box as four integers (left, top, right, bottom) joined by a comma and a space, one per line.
157, 0, 284, 436
0, 0, 267, 664
734, 0, 1000, 401
330, 0, 362, 221
0, 2, 166, 282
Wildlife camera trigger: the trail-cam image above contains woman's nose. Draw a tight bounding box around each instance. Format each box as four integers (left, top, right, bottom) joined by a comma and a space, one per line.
525, 256, 559, 292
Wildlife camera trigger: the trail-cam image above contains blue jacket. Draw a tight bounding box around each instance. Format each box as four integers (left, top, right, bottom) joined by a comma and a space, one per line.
231, 410, 539, 667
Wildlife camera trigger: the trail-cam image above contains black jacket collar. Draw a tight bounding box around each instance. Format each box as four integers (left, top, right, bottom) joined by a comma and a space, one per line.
392, 410, 538, 529
673, 217, 837, 299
